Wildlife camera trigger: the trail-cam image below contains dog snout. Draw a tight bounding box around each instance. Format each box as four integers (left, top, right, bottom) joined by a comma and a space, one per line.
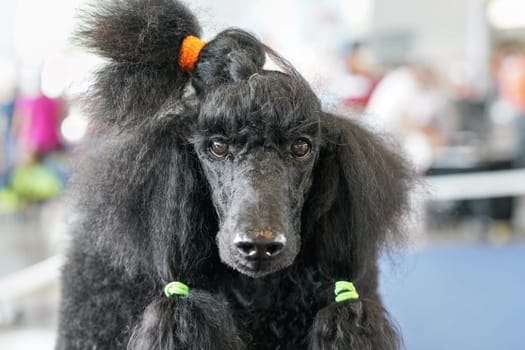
234, 233, 286, 259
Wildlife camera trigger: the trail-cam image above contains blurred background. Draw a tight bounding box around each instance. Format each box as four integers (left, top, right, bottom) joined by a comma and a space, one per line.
0, 0, 524, 349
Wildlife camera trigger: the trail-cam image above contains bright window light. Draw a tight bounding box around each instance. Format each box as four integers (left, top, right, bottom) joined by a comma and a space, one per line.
487, 0, 525, 29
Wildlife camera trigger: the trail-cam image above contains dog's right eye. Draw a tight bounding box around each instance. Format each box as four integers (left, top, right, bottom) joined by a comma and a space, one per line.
290, 138, 312, 159
209, 140, 229, 158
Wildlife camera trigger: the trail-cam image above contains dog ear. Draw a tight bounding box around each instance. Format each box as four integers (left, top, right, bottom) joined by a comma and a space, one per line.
71, 111, 216, 278
76, 0, 201, 129
303, 113, 413, 279
72, 119, 222, 349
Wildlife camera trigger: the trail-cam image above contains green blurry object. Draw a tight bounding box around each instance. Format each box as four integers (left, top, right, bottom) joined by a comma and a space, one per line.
0, 187, 21, 213
11, 163, 62, 201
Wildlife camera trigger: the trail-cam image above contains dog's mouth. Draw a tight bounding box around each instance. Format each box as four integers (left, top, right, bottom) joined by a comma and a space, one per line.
233, 257, 284, 278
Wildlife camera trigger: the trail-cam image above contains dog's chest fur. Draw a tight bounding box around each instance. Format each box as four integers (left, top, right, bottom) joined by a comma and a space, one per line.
218, 269, 330, 349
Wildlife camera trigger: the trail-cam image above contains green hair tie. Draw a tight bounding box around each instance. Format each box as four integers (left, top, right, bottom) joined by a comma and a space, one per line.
164, 281, 189, 298
334, 281, 359, 303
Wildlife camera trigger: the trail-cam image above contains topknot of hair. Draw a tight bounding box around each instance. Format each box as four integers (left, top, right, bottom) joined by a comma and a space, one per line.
191, 29, 266, 94
76, 0, 201, 64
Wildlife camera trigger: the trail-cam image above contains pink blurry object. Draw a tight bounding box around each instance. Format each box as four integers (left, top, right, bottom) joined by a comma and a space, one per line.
17, 94, 62, 153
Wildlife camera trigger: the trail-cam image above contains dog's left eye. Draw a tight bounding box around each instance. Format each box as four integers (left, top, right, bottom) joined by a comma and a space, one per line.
209, 139, 229, 158
290, 139, 312, 159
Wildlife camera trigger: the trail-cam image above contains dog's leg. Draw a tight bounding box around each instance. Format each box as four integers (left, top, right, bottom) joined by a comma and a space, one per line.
308, 298, 400, 350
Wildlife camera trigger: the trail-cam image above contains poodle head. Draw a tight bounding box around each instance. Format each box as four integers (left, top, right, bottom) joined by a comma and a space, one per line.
192, 52, 321, 277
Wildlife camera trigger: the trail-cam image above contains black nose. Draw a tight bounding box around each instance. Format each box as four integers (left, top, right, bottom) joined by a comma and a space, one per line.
234, 236, 285, 259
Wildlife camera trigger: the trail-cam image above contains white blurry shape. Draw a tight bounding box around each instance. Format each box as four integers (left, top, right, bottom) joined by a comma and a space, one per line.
486, 99, 518, 159
0, 328, 55, 350
490, 99, 517, 125
328, 74, 375, 101
487, 0, 525, 29
14, 0, 86, 64
428, 169, 525, 200
65, 52, 107, 98
61, 107, 88, 144
0, 57, 17, 102
41, 49, 107, 100
41, 55, 68, 98
41, 51, 103, 99
18, 63, 42, 97
366, 67, 419, 132
339, 0, 374, 38
404, 133, 433, 173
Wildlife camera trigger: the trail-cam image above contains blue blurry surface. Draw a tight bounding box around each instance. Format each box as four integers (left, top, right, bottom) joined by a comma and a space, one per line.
380, 244, 525, 350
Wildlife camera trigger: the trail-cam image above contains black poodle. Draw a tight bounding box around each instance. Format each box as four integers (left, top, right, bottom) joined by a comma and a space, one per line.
57, 1, 413, 349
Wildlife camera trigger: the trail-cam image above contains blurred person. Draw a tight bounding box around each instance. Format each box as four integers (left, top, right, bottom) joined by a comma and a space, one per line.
6, 66, 64, 204
14, 66, 63, 162
366, 64, 458, 173
496, 52, 525, 236
489, 40, 524, 92
328, 42, 379, 112
482, 41, 524, 163
498, 53, 525, 167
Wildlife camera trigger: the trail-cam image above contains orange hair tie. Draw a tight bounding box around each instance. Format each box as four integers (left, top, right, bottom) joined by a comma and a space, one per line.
178, 35, 206, 72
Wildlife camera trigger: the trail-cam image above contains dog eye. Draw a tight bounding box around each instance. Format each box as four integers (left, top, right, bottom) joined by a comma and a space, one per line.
209, 139, 229, 158
290, 139, 311, 159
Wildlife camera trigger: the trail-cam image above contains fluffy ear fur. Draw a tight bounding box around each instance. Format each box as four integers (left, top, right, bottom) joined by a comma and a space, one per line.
70, 104, 216, 280
302, 113, 413, 281
76, 0, 201, 128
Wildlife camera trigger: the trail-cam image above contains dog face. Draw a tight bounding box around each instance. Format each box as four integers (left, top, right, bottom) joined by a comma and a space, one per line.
193, 72, 321, 277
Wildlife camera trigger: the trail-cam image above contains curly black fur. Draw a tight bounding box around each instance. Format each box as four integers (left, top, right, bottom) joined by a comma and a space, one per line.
57, 1, 413, 349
